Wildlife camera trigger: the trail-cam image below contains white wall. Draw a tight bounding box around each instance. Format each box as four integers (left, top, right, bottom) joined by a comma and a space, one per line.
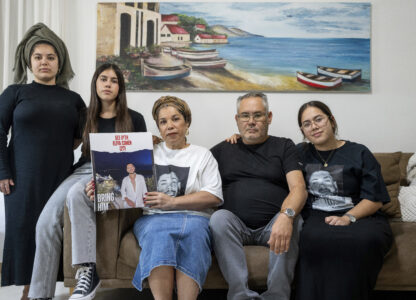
1, 0, 416, 261
64, 0, 416, 153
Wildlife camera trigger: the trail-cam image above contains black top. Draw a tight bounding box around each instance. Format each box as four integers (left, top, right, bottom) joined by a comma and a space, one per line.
296, 141, 390, 212
211, 136, 303, 229
74, 108, 147, 168
0, 81, 85, 285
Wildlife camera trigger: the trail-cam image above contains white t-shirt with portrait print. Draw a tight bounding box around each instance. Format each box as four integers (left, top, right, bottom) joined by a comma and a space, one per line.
143, 142, 223, 217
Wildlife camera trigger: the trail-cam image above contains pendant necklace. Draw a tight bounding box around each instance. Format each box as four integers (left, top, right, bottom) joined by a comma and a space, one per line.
314, 146, 336, 168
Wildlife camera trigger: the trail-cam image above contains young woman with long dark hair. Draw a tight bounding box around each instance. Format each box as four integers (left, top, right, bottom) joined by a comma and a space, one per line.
28, 63, 146, 300
295, 100, 392, 300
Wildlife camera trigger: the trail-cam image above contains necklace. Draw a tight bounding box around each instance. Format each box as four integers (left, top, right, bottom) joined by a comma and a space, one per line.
314, 146, 336, 167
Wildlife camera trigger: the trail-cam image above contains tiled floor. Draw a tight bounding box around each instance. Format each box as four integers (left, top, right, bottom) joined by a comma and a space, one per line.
1, 284, 416, 300
0, 283, 157, 300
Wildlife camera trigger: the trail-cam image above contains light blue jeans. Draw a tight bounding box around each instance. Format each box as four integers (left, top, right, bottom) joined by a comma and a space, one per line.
132, 213, 212, 292
28, 163, 92, 299
209, 209, 303, 300
65, 171, 97, 266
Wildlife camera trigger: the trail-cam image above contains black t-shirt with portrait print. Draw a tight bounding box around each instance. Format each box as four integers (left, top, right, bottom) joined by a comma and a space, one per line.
211, 136, 303, 229
296, 141, 390, 212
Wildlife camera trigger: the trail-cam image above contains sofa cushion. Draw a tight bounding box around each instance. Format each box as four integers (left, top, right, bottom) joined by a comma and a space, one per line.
117, 230, 140, 279
375, 221, 416, 290
374, 152, 402, 218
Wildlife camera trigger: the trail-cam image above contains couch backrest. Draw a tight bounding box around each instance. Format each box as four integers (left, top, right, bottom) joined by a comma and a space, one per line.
374, 152, 414, 218
400, 153, 413, 186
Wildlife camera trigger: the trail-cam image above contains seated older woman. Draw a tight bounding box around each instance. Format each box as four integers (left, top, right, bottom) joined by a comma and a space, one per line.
132, 96, 223, 300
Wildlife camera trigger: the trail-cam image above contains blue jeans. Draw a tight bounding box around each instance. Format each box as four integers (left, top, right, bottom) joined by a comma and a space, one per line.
132, 213, 212, 292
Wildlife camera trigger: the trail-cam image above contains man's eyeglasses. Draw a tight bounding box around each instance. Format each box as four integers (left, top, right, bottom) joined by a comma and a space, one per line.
301, 115, 329, 131
237, 112, 267, 122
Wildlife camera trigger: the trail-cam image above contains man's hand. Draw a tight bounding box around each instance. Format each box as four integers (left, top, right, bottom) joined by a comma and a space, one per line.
144, 192, 175, 210
325, 215, 351, 226
267, 213, 294, 255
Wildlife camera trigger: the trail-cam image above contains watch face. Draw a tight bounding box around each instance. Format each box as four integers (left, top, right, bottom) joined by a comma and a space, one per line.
346, 213, 356, 222
285, 208, 295, 217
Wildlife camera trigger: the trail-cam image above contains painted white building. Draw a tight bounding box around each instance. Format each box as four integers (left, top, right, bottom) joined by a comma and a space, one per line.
161, 24, 190, 43
161, 14, 179, 25
194, 33, 228, 44
97, 2, 161, 56
195, 24, 206, 31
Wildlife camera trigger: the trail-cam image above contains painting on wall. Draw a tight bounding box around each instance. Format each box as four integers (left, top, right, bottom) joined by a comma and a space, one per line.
96, 2, 371, 92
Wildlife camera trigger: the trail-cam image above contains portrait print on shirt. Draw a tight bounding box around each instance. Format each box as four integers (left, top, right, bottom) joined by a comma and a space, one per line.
155, 164, 190, 197
305, 164, 353, 211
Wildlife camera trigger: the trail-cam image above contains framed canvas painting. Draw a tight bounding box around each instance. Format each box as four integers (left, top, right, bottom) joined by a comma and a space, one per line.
96, 2, 371, 92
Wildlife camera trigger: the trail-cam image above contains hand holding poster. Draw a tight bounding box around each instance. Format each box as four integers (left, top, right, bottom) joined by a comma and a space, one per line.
90, 132, 155, 212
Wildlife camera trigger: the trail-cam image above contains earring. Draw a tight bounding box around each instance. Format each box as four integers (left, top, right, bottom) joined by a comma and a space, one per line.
186, 128, 189, 136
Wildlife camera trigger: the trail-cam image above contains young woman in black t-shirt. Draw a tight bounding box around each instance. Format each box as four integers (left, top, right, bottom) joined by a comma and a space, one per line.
29, 63, 146, 300
295, 101, 392, 300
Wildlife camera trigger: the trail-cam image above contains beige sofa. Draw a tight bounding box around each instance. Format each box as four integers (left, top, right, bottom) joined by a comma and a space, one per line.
63, 152, 416, 291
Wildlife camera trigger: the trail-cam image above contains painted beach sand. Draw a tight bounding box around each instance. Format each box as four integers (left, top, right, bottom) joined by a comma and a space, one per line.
96, 2, 371, 92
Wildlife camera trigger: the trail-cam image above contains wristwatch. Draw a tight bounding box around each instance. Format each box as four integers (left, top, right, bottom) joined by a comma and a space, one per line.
344, 213, 356, 223
280, 208, 296, 219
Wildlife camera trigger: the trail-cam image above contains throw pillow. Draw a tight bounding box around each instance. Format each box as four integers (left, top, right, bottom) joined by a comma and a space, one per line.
374, 152, 402, 218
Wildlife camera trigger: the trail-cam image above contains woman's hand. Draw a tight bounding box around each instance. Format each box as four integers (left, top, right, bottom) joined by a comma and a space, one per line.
0, 179, 14, 195
225, 134, 240, 144
144, 192, 175, 210
152, 135, 163, 145
85, 179, 95, 202
325, 215, 350, 226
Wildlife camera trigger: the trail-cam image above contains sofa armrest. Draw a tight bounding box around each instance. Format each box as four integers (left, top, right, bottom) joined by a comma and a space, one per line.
64, 205, 143, 284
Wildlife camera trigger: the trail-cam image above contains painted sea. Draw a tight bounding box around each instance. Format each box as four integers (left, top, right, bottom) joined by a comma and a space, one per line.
191, 36, 371, 92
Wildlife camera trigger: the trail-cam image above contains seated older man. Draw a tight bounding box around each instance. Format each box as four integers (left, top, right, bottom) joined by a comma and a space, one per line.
210, 92, 307, 300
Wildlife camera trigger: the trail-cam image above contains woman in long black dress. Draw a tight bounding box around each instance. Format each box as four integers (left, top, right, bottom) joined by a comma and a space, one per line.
0, 23, 85, 299
295, 101, 393, 300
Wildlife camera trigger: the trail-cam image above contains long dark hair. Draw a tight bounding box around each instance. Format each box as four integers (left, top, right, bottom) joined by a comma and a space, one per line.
81, 63, 133, 156
297, 100, 338, 137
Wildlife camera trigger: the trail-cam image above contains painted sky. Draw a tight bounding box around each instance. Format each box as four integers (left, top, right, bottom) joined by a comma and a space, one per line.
159, 2, 371, 39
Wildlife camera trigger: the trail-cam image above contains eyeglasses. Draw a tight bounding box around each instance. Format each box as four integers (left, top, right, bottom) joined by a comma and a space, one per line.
301, 115, 329, 131
237, 112, 267, 122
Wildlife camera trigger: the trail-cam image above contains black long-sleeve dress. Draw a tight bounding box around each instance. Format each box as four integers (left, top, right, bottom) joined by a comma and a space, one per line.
0, 81, 85, 285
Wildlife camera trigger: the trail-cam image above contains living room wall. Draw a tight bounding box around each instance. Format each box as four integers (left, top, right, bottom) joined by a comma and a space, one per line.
0, 0, 415, 261
64, 0, 416, 153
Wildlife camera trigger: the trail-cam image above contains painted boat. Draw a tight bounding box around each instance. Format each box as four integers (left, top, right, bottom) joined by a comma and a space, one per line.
317, 66, 361, 81
174, 48, 219, 60
297, 71, 342, 89
162, 47, 171, 53
142, 62, 191, 80
185, 57, 227, 69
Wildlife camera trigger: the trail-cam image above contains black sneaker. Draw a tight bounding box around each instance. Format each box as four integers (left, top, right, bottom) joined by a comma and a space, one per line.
69, 263, 101, 300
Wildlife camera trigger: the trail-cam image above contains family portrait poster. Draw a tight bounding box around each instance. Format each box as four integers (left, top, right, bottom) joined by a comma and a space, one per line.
96, 2, 371, 92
